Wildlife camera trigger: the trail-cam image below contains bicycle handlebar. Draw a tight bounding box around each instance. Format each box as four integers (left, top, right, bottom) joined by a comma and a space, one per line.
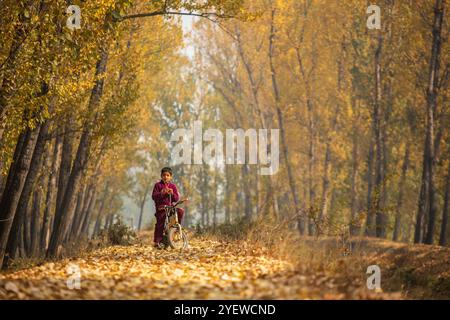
163, 198, 188, 209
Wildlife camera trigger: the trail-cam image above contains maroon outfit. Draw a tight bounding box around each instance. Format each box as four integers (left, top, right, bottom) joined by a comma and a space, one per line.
151, 180, 184, 244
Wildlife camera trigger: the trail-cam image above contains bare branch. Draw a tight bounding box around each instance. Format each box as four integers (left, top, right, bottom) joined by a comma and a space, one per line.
120, 11, 233, 21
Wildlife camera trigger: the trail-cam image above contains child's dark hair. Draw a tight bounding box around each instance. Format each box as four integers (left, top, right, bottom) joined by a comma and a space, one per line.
161, 167, 173, 176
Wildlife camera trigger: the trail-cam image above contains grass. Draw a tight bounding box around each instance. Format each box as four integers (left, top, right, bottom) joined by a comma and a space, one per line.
202, 215, 450, 299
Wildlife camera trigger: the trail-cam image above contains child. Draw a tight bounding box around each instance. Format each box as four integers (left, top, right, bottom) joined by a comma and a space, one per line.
151, 167, 184, 248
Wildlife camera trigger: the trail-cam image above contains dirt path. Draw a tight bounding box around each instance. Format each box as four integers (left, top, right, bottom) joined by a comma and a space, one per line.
0, 234, 425, 300
0, 237, 293, 299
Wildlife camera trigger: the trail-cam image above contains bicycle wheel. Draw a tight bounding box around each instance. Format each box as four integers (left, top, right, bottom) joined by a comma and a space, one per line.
168, 225, 188, 250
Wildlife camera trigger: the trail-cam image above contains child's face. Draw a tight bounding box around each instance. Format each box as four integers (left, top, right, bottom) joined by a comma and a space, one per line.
161, 172, 172, 183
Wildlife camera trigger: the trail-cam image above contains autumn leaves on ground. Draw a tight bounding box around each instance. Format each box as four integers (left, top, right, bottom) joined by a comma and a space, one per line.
0, 0, 449, 301
0, 228, 449, 300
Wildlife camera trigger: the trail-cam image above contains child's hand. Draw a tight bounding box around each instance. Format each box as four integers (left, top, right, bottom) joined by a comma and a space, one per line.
167, 188, 174, 195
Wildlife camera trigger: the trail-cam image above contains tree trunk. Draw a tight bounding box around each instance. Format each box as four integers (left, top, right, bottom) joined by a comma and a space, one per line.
41, 134, 61, 252
47, 48, 109, 257
54, 119, 74, 217
424, 0, 445, 245
63, 179, 88, 244
72, 184, 94, 241
93, 213, 102, 238
236, 30, 266, 216
30, 180, 43, 257
213, 172, 218, 232
201, 166, 208, 227
0, 127, 39, 267
365, 125, 376, 237
319, 44, 345, 226
349, 97, 360, 236
269, 177, 280, 219
268, 9, 300, 228
103, 213, 110, 230
415, 141, 429, 243
104, 212, 114, 230
225, 165, 231, 223
393, 142, 410, 241
242, 164, 252, 220
301, 44, 318, 236
18, 224, 25, 258
80, 189, 98, 239
68, 185, 86, 242
439, 161, 450, 246
378, 81, 393, 239
0, 161, 5, 196
307, 96, 316, 236
137, 182, 150, 231
3, 119, 49, 265
373, 31, 386, 239
23, 201, 31, 257
92, 188, 109, 238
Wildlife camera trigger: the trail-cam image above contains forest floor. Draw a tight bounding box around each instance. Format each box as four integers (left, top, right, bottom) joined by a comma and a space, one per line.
0, 231, 449, 299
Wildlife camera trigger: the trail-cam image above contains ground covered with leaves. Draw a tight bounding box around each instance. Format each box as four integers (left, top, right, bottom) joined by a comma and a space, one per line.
0, 232, 448, 299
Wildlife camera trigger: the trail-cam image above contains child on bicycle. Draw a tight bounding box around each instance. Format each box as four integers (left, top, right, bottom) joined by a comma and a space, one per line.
151, 167, 184, 248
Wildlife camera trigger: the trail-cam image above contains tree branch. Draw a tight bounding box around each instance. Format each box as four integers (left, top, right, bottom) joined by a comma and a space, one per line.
120, 11, 233, 21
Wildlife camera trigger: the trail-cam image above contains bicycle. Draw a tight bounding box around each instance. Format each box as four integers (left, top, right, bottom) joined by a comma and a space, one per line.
160, 198, 189, 250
